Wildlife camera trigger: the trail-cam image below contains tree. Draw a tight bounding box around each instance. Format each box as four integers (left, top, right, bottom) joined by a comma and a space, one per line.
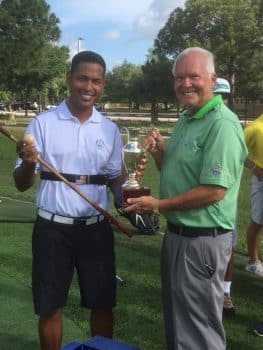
141, 55, 174, 123
16, 44, 69, 112
154, 0, 263, 109
236, 48, 263, 115
0, 0, 67, 112
104, 61, 143, 110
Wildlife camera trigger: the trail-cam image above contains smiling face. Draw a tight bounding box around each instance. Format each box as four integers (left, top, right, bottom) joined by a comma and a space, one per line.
173, 51, 216, 115
66, 61, 105, 120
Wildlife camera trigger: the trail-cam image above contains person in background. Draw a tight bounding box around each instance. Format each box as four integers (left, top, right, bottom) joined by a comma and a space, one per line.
13, 51, 124, 350
214, 78, 236, 316
246, 114, 263, 334
244, 113, 263, 277
124, 47, 248, 350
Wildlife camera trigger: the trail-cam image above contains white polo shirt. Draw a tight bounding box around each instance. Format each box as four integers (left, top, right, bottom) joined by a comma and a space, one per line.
15, 100, 123, 217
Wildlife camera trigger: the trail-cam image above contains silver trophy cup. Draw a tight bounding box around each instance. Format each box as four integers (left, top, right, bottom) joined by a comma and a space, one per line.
122, 128, 150, 206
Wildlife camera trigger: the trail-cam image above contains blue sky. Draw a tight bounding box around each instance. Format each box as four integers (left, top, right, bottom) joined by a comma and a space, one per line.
46, 0, 185, 71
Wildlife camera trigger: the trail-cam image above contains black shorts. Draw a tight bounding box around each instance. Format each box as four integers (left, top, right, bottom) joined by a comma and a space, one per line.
32, 216, 116, 316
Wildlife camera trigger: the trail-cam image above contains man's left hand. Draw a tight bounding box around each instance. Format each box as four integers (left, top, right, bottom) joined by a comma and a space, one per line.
253, 165, 263, 179
124, 196, 155, 214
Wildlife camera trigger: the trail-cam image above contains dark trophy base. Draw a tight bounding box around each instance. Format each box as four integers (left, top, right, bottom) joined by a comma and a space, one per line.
122, 186, 151, 207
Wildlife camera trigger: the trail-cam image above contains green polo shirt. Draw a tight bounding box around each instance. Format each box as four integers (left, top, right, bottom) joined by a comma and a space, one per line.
160, 95, 248, 229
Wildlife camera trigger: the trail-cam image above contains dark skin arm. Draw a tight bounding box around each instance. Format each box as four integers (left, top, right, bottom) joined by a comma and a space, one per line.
245, 158, 263, 178
13, 139, 38, 192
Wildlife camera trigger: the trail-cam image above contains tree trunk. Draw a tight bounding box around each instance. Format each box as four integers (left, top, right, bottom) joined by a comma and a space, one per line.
134, 102, 140, 111
228, 63, 235, 111
150, 101, 158, 124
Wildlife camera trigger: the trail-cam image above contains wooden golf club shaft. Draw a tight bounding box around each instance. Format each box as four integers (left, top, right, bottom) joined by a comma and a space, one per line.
0, 125, 133, 237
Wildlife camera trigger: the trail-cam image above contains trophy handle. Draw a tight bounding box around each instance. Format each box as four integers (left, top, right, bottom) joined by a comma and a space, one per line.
119, 126, 130, 145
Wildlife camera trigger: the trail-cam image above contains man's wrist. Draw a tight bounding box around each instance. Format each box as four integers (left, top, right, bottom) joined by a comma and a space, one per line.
153, 198, 160, 215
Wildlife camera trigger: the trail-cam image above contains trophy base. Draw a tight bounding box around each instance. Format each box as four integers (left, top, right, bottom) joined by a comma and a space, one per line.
122, 186, 151, 207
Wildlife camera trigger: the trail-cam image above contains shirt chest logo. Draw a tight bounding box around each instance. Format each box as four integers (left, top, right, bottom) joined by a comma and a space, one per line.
96, 139, 105, 150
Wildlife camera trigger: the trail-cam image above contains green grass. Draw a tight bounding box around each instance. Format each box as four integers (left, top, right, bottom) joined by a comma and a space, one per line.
0, 125, 262, 349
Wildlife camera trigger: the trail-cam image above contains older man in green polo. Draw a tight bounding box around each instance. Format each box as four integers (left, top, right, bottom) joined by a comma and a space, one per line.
125, 47, 247, 350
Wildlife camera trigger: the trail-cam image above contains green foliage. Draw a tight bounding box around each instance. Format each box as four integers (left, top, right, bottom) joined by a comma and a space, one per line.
104, 61, 143, 109
104, 57, 176, 122
0, 90, 12, 103
154, 0, 263, 106
0, 0, 69, 106
141, 55, 175, 122
0, 0, 60, 75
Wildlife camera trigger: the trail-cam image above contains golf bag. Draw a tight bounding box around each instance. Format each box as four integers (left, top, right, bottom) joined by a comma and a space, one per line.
116, 206, 159, 235
61, 335, 140, 349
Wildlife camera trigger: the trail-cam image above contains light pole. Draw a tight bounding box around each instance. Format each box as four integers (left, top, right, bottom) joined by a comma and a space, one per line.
77, 37, 84, 53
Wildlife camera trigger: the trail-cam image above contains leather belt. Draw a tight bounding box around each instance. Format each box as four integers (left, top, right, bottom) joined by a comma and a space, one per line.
40, 171, 108, 185
38, 208, 104, 225
167, 222, 230, 237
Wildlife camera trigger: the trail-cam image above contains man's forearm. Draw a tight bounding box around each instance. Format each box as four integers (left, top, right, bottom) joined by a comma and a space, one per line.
13, 162, 36, 192
244, 158, 263, 178
108, 165, 128, 208
244, 158, 255, 170
158, 185, 226, 213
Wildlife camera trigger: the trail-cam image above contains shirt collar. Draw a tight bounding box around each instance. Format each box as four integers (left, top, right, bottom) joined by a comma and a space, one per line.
56, 100, 102, 123
183, 95, 223, 120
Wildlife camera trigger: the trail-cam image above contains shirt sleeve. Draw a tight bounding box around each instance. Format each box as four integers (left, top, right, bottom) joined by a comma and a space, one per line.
200, 119, 247, 188
105, 125, 123, 180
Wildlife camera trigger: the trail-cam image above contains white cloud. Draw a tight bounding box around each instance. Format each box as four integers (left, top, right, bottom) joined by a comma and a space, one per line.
133, 0, 185, 39
103, 29, 121, 41
48, 0, 185, 40
46, 0, 186, 68
49, 0, 154, 26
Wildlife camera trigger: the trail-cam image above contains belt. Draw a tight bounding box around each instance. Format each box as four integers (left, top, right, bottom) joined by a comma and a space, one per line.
167, 222, 230, 237
40, 171, 108, 185
38, 208, 104, 225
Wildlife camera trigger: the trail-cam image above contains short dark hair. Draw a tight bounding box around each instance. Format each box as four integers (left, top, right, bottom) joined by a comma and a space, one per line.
70, 50, 106, 75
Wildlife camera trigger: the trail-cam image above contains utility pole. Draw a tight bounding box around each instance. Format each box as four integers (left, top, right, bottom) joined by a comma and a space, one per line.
77, 37, 84, 53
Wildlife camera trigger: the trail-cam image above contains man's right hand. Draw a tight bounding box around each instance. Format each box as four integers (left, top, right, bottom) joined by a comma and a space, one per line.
253, 165, 263, 179
143, 129, 164, 154
16, 137, 38, 164
142, 129, 164, 171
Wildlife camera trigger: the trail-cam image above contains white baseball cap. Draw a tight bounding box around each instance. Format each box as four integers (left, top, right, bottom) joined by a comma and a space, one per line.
213, 78, 230, 94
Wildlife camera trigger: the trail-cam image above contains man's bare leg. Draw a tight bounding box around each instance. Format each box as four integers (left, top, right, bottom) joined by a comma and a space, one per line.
39, 308, 63, 350
246, 220, 262, 262
90, 309, 113, 338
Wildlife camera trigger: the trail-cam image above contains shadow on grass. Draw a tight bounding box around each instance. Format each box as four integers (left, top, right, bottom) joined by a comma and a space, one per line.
0, 271, 87, 349
0, 333, 38, 350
